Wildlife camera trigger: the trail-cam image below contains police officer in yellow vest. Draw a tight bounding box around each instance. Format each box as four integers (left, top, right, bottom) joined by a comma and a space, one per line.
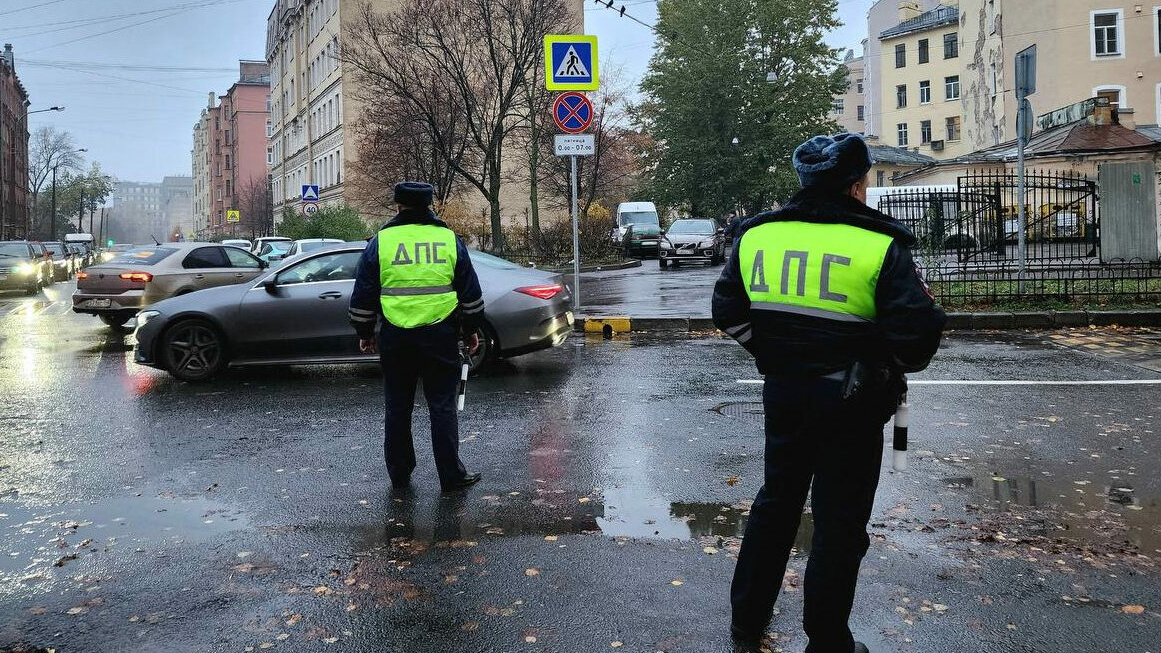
713, 134, 946, 652
349, 182, 485, 493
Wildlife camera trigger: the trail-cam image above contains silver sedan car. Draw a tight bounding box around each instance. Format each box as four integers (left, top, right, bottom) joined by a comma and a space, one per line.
133, 245, 573, 381
74, 242, 269, 332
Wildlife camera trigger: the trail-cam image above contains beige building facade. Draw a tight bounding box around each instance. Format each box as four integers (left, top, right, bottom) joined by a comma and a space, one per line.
878, 3, 971, 160
958, 0, 1161, 152
863, 0, 941, 138
834, 51, 867, 134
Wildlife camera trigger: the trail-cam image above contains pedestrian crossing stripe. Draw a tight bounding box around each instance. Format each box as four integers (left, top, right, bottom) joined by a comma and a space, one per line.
554, 45, 590, 79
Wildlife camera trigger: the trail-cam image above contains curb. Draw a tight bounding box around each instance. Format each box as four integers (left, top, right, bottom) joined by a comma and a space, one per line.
546, 260, 642, 274
575, 310, 1161, 334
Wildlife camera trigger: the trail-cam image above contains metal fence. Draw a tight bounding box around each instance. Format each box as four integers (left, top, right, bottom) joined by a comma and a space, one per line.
878, 170, 1099, 265
924, 258, 1161, 307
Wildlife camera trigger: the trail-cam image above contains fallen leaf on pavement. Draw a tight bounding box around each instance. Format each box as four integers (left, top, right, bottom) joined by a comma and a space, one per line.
703, 547, 718, 554
524, 568, 540, 576
525, 636, 537, 643
1122, 605, 1145, 615
611, 642, 623, 648
285, 614, 301, 626
578, 497, 590, 503
670, 580, 684, 586
544, 535, 558, 542
726, 476, 740, 486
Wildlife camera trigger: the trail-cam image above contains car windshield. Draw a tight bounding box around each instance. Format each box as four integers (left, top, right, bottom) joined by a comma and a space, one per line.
110, 245, 133, 252
469, 250, 522, 270
667, 220, 715, 235
0, 244, 29, 258
261, 241, 291, 255
108, 247, 178, 266
619, 211, 659, 227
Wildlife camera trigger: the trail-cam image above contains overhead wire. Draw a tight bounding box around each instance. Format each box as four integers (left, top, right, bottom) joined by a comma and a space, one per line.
0, 0, 70, 18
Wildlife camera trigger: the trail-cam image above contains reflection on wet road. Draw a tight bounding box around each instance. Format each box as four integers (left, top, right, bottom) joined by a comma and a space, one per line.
4, 298, 1161, 651
576, 262, 719, 316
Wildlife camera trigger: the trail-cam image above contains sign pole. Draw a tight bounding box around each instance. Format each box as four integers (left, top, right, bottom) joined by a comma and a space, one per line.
570, 154, 581, 309
1016, 98, 1028, 295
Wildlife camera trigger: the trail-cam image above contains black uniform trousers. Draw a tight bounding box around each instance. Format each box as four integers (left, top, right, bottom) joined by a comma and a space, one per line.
731, 373, 889, 653
378, 320, 467, 487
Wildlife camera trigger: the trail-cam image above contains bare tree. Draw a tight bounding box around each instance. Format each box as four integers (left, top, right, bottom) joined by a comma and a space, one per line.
343, 0, 571, 251
28, 126, 84, 235
236, 176, 274, 240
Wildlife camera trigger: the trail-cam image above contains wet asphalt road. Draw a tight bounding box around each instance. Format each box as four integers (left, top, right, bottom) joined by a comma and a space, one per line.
2, 284, 1161, 652
577, 260, 720, 317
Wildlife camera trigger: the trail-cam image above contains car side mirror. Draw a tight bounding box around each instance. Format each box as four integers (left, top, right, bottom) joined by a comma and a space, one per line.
259, 260, 269, 270
717, 227, 725, 234
263, 278, 280, 295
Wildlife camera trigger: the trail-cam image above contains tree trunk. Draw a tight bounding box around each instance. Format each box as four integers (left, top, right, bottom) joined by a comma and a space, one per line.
488, 175, 504, 252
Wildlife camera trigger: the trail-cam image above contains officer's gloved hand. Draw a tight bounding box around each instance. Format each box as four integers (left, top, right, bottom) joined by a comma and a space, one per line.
464, 332, 480, 355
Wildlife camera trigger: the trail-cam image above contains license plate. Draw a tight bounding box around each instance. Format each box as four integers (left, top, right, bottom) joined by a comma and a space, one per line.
83, 298, 112, 308
641, 241, 657, 246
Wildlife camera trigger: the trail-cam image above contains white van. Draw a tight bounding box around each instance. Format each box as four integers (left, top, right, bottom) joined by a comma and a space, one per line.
615, 202, 660, 241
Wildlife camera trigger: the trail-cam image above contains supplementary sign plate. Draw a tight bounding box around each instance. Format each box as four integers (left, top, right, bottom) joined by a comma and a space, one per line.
553, 93, 593, 134
544, 35, 598, 91
554, 133, 595, 156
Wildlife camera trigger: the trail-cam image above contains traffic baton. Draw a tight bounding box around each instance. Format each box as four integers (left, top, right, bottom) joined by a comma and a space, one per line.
456, 346, 470, 412
892, 392, 908, 472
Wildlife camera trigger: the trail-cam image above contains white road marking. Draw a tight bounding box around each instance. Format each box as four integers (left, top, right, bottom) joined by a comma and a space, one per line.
737, 379, 1161, 386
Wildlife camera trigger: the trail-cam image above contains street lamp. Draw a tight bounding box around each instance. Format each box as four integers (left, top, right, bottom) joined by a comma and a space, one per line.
50, 147, 86, 241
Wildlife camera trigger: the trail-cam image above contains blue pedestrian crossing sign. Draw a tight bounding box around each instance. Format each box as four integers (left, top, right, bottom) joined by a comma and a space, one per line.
301, 185, 320, 201
544, 35, 598, 91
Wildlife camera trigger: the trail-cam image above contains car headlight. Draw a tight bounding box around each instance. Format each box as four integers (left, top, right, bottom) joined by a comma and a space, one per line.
136, 310, 161, 329
698, 240, 712, 249
15, 263, 35, 275
659, 240, 672, 249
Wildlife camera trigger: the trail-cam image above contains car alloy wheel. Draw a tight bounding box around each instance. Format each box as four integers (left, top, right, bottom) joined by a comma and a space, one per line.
163, 319, 226, 382
468, 324, 496, 373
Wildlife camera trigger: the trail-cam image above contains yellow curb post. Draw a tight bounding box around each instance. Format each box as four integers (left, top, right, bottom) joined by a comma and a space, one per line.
583, 317, 631, 334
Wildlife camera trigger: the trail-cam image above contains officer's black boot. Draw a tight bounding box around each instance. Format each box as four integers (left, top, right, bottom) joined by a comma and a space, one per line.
852, 642, 870, 653
441, 472, 481, 493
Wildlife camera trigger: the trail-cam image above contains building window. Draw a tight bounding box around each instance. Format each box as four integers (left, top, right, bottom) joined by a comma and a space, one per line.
876, 170, 886, 187
857, 105, 865, 122
946, 116, 962, 141
943, 32, 959, 59
265, 94, 272, 112
988, 0, 997, 33
920, 120, 933, 144
895, 43, 906, 68
856, 78, 864, 94
266, 120, 273, 138
1093, 85, 1126, 109
224, 155, 231, 170
832, 98, 845, 114
919, 80, 932, 104
918, 38, 930, 64
896, 84, 907, 108
989, 63, 998, 97
1153, 7, 1160, 56
267, 146, 274, 165
897, 123, 909, 147
945, 75, 960, 100
216, 187, 222, 201
1092, 10, 1123, 58
225, 180, 232, 197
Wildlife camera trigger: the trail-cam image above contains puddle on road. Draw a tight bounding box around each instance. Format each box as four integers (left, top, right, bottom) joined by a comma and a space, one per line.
0, 495, 248, 588
940, 472, 1161, 553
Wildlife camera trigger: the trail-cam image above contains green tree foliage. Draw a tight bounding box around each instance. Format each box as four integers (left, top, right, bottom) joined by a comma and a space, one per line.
41, 163, 115, 239
277, 205, 373, 242
635, 0, 846, 217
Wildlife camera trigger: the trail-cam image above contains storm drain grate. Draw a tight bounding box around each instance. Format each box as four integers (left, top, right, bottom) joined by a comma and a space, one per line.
711, 402, 765, 421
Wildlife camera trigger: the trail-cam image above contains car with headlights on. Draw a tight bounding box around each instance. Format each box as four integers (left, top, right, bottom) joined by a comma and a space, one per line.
43, 241, 76, 280
658, 218, 725, 268
74, 242, 269, 332
133, 246, 573, 381
0, 241, 53, 294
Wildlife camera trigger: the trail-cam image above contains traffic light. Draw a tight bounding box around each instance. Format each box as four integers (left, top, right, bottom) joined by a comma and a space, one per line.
106, 239, 114, 247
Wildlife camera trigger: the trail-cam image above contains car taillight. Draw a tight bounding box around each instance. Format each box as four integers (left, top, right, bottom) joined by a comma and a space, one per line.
516, 284, 563, 300
119, 271, 153, 283
76, 272, 88, 280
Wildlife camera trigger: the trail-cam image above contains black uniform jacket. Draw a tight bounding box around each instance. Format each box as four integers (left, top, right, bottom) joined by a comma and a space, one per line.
712, 189, 947, 377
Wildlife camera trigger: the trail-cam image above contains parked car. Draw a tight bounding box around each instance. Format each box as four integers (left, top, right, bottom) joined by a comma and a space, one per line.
659, 219, 725, 268
65, 233, 95, 266
41, 241, 74, 281
255, 240, 293, 262
0, 241, 53, 294
73, 242, 269, 332
252, 236, 291, 255
272, 238, 345, 260
222, 239, 252, 250
133, 247, 573, 381
614, 202, 661, 258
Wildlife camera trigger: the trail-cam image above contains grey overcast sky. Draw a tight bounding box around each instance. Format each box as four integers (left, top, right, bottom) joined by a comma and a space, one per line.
5, 0, 873, 185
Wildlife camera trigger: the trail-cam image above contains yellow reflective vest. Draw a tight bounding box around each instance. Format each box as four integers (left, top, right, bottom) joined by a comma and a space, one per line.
377, 224, 459, 328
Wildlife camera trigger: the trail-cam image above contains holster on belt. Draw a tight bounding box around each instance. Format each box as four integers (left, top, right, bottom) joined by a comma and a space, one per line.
839, 362, 901, 404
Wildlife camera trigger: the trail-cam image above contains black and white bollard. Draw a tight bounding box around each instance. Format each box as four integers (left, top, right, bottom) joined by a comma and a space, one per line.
892, 392, 908, 472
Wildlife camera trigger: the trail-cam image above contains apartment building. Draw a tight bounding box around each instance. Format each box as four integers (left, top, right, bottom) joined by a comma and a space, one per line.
863, 0, 941, 138
266, 0, 349, 223
878, 2, 970, 159
0, 44, 30, 240
834, 50, 867, 134
190, 61, 271, 236
107, 177, 193, 244
959, 0, 1161, 151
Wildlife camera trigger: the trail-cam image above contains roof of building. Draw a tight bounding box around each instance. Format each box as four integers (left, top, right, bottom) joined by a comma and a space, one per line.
880, 4, 959, 40
1137, 125, 1161, 143
868, 143, 936, 166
